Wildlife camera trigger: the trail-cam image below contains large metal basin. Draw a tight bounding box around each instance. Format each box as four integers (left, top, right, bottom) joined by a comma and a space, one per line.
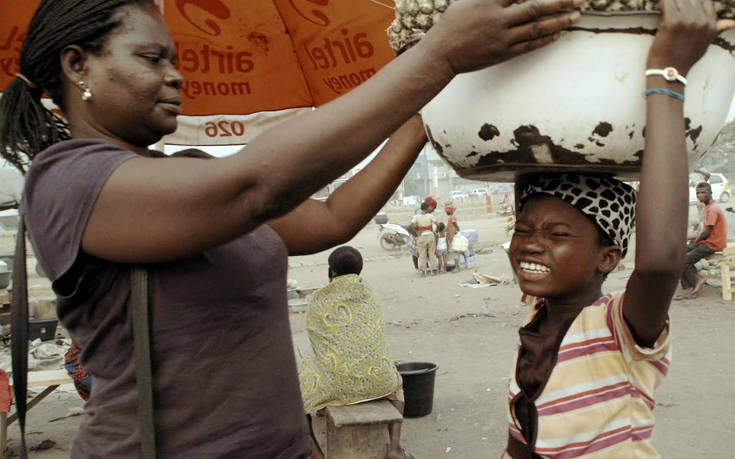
422, 12, 735, 182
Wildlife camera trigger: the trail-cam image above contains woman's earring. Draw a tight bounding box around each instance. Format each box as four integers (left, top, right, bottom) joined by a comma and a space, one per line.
79, 81, 92, 102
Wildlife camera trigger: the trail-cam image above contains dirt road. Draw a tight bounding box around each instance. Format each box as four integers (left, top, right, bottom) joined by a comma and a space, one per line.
3, 207, 734, 457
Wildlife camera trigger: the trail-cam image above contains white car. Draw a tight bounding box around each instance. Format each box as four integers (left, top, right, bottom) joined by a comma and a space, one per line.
449, 190, 468, 201
709, 173, 730, 203
689, 172, 731, 203
469, 188, 487, 197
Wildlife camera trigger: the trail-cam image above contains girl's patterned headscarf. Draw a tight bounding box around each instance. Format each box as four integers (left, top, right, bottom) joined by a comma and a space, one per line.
518, 173, 637, 257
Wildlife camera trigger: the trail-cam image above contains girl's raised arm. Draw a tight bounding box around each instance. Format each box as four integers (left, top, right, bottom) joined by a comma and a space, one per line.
624, 0, 734, 346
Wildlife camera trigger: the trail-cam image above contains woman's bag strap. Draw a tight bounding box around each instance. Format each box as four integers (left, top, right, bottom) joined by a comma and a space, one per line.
131, 266, 157, 458
10, 213, 29, 459
11, 220, 155, 458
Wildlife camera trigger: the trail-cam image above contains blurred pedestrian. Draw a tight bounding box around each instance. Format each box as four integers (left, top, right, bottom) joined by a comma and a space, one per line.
411, 201, 438, 275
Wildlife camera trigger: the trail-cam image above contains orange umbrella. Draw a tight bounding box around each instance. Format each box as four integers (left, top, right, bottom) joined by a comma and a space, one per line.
0, 0, 397, 145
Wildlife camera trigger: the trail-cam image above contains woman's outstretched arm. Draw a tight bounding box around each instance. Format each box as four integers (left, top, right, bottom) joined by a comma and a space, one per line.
82, 0, 583, 263
267, 115, 427, 255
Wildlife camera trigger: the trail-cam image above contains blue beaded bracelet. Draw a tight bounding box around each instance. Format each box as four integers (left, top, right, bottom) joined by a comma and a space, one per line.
644, 88, 685, 102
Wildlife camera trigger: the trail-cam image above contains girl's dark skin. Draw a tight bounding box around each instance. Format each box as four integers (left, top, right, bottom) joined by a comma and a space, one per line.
509, 0, 735, 347
509, 195, 619, 335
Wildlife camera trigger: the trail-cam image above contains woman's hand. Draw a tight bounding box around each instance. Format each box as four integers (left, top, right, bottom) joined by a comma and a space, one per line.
647, 0, 734, 75
421, 0, 583, 77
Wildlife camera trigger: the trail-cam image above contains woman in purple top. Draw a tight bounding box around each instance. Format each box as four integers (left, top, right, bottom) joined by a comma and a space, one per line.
0, 0, 582, 456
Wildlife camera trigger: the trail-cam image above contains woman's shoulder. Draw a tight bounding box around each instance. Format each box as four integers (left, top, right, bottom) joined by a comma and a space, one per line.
25, 139, 138, 191
312, 274, 369, 299
27, 139, 213, 171
24, 138, 138, 205
30, 138, 135, 165
22, 139, 139, 281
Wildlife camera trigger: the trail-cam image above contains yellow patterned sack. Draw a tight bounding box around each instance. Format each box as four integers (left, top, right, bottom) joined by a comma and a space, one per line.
298, 274, 399, 413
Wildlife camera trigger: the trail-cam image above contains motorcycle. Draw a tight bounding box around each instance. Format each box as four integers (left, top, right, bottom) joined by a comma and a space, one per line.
377, 223, 412, 250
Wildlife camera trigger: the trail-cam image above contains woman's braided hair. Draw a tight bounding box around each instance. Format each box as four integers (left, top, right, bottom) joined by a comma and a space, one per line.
0, 0, 153, 174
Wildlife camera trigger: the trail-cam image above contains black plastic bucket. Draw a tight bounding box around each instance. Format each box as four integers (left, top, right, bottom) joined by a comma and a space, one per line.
396, 361, 438, 417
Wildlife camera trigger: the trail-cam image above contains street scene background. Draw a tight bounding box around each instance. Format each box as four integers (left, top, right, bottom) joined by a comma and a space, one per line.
1, 200, 733, 458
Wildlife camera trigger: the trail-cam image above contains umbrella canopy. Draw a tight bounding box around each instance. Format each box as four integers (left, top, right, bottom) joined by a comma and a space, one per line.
1, 0, 397, 145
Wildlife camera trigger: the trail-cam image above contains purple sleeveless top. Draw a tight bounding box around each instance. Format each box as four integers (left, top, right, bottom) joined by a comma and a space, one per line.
22, 139, 310, 458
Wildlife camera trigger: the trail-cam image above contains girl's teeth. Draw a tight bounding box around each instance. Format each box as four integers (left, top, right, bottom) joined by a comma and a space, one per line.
520, 262, 549, 272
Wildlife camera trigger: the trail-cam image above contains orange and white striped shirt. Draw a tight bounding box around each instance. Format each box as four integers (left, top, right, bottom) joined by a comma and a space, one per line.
503, 292, 671, 458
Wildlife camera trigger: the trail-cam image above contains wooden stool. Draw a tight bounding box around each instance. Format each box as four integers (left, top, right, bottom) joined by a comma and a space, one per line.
325, 399, 402, 459
1, 370, 72, 454
702, 246, 735, 300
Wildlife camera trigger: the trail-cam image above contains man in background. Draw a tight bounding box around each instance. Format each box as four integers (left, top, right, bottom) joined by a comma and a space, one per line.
411, 202, 438, 275
681, 182, 728, 299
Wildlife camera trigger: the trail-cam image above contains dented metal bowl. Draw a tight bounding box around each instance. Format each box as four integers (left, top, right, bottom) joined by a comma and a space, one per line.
421, 12, 735, 182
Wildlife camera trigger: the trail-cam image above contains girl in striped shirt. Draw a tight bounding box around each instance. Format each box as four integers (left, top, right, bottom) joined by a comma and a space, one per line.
504, 1, 735, 457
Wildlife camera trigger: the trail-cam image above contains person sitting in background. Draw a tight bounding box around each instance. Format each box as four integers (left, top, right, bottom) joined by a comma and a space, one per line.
64, 341, 92, 401
298, 246, 409, 459
411, 202, 439, 275
680, 182, 728, 299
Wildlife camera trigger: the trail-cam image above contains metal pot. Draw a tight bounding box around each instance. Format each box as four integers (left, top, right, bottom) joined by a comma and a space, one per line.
421, 12, 735, 182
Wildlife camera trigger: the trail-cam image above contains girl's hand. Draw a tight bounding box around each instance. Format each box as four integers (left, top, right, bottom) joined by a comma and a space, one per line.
421, 0, 583, 77
647, 0, 733, 75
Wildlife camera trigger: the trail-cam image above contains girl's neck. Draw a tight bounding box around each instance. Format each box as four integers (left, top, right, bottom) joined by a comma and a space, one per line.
544, 288, 603, 325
